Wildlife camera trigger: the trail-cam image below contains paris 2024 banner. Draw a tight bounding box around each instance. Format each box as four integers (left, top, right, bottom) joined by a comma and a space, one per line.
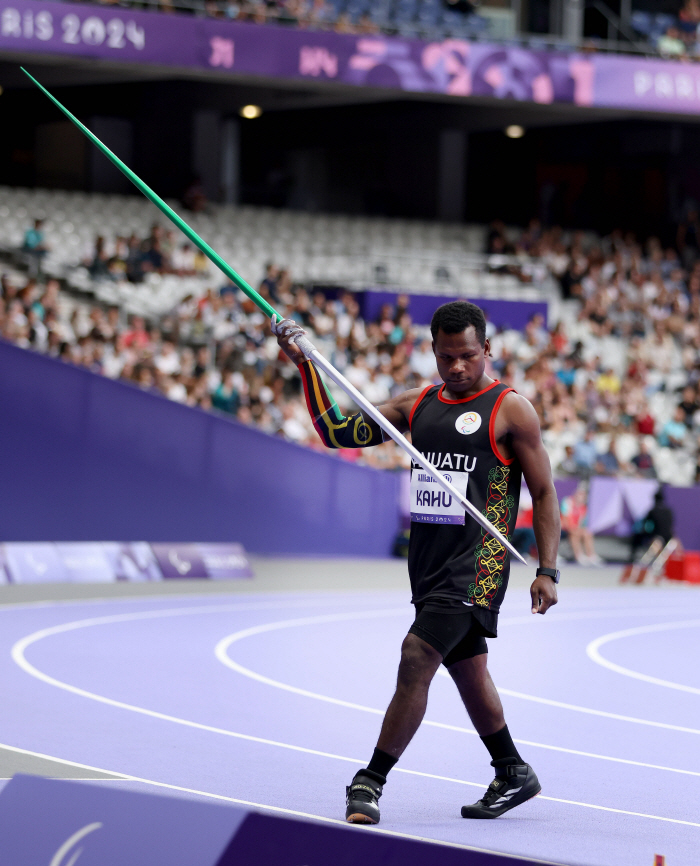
2, 0, 700, 115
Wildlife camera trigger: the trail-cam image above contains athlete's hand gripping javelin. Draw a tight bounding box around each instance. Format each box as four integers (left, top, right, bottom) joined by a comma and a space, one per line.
271, 317, 307, 365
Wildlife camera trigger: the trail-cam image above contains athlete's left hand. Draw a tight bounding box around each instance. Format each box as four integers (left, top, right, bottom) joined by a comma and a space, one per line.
530, 576, 558, 615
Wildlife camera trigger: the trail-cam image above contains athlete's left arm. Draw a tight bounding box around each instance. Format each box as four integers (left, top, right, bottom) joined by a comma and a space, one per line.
501, 393, 560, 615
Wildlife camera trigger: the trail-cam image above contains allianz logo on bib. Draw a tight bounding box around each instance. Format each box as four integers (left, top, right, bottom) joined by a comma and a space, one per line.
455, 411, 482, 435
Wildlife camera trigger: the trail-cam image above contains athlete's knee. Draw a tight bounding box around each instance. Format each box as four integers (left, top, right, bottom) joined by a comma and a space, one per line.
447, 652, 489, 685
397, 634, 441, 687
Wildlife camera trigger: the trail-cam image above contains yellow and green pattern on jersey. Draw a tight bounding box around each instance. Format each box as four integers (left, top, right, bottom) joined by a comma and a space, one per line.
470, 465, 515, 607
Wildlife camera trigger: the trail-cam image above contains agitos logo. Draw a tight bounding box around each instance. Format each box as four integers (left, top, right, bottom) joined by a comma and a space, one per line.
50, 822, 103, 866
455, 411, 482, 435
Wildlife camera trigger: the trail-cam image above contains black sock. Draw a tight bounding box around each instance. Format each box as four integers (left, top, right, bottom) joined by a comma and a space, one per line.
365, 747, 398, 781
480, 725, 523, 764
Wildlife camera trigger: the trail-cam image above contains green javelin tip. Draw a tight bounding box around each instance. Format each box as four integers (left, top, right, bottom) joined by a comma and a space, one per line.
20, 67, 279, 321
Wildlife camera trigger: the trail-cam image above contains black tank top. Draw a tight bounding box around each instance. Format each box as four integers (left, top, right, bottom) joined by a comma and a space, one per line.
408, 380, 522, 631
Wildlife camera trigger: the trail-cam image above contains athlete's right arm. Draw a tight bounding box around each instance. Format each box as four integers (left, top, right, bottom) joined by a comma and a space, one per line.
273, 317, 417, 446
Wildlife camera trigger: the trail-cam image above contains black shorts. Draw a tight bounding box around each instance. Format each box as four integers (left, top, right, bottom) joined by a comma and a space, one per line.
408, 603, 489, 667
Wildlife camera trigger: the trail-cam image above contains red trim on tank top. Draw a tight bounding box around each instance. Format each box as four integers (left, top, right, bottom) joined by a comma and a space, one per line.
437, 380, 500, 404
409, 385, 434, 429
490, 387, 516, 465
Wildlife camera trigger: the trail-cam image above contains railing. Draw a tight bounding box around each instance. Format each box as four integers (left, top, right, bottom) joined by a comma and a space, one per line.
586, 0, 638, 46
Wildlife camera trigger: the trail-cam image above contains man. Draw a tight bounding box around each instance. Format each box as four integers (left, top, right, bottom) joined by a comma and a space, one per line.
631, 438, 656, 479
274, 300, 560, 824
658, 407, 688, 449
573, 428, 597, 477
22, 218, 49, 277
556, 444, 580, 477
595, 437, 623, 476
629, 487, 674, 563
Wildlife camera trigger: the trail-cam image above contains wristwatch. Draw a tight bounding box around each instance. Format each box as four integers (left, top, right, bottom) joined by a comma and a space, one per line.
536, 567, 560, 584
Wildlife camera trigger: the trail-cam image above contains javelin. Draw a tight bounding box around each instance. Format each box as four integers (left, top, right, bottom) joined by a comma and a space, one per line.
21, 67, 525, 564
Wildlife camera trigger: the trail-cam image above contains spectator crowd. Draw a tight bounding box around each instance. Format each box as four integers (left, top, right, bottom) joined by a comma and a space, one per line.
74, 0, 478, 38
70, 0, 700, 58
644, 0, 700, 59
7, 210, 700, 485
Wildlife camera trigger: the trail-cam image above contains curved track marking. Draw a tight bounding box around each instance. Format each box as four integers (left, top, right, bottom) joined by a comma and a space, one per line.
216, 613, 700, 777
10, 606, 700, 825
435, 671, 700, 736
587, 619, 700, 694
0, 744, 563, 865
495, 686, 700, 736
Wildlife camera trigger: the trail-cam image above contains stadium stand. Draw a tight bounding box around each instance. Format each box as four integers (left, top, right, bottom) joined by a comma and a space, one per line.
631, 1, 700, 57
44, 0, 695, 56
1, 187, 699, 487
46, 0, 493, 42
0, 187, 550, 315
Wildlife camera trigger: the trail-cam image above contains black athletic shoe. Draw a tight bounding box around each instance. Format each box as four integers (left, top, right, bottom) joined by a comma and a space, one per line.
345, 771, 384, 824
461, 759, 541, 819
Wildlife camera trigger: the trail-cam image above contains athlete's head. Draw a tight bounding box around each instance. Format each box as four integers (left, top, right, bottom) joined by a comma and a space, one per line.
430, 301, 490, 394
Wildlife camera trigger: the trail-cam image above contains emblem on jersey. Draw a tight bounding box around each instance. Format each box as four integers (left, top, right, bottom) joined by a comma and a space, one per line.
455, 411, 482, 435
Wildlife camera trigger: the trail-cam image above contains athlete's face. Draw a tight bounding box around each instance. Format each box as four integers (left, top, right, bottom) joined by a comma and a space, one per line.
432, 327, 490, 394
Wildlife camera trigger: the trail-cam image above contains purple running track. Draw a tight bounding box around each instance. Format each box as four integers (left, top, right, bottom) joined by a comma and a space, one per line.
0, 586, 698, 865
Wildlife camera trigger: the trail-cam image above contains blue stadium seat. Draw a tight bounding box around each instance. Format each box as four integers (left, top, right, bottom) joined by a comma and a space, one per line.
465, 14, 489, 34
652, 12, 677, 37
631, 10, 652, 36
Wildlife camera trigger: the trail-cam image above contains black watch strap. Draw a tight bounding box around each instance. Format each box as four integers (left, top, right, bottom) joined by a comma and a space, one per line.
536, 567, 560, 584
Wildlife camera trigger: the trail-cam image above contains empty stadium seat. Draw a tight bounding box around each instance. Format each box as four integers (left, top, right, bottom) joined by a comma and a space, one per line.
0, 186, 552, 317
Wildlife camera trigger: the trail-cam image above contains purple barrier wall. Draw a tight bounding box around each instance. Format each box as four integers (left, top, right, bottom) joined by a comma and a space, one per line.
0, 341, 401, 555
0, 775, 553, 866
4, 1, 700, 115
657, 487, 700, 550
361, 291, 548, 330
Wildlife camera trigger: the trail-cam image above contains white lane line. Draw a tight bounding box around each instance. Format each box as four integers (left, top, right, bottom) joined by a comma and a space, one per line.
220, 614, 700, 736
0, 585, 410, 622
436, 669, 700, 736
11, 608, 700, 825
587, 619, 700, 695
216, 616, 700, 777
0, 743, 564, 865
12, 606, 700, 779
494, 686, 700, 736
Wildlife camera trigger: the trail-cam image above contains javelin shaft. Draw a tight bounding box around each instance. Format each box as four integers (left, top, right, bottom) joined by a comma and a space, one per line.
20, 67, 277, 320
308, 348, 526, 564
22, 66, 524, 564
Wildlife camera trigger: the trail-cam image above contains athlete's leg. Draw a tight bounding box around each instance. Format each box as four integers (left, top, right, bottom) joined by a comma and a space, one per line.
569, 527, 584, 562
345, 633, 443, 824
582, 528, 597, 558
448, 654, 541, 819
446, 653, 504, 735
375, 633, 443, 758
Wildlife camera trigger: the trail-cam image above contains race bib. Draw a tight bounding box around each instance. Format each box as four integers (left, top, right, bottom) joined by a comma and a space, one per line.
410, 469, 470, 525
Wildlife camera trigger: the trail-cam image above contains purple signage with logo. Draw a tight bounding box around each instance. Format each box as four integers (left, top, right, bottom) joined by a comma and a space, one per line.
151, 542, 252, 579
0, 774, 552, 866
0, 541, 252, 583
0, 775, 248, 866
2, 0, 700, 115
